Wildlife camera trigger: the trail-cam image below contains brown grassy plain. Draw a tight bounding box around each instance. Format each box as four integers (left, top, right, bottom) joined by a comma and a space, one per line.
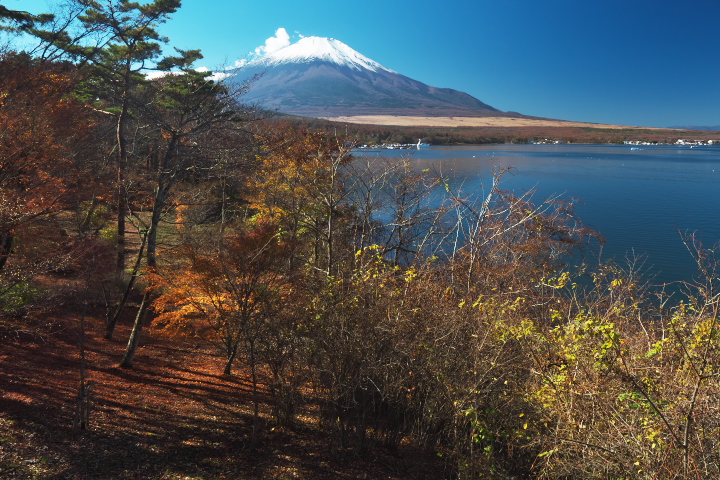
318, 115, 664, 130
299, 115, 720, 145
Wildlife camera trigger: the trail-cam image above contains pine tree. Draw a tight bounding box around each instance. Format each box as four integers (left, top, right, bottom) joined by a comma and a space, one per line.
32, 0, 182, 270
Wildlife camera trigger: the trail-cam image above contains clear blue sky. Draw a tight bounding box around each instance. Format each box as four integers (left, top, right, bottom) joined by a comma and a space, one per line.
12, 0, 720, 127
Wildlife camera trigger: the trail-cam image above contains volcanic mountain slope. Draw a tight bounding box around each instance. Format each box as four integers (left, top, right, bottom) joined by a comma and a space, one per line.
233, 36, 505, 117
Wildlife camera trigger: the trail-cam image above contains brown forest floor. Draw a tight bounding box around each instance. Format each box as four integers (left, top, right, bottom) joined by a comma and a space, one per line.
0, 299, 446, 479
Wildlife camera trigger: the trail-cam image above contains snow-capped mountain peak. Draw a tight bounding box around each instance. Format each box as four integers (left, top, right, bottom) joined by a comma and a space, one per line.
234, 33, 501, 117
250, 36, 395, 73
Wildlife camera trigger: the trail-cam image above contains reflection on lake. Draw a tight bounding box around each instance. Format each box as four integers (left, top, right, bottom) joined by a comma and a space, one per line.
355, 144, 720, 291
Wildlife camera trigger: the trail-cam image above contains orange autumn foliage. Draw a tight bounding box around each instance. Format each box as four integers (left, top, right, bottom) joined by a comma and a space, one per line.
0, 54, 103, 273
153, 223, 290, 374
0, 55, 96, 225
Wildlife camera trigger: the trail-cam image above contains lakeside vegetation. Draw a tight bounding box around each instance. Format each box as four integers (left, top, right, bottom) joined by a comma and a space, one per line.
2, 2, 720, 479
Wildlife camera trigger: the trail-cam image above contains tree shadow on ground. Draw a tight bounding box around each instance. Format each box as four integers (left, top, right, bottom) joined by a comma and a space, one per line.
0, 309, 446, 479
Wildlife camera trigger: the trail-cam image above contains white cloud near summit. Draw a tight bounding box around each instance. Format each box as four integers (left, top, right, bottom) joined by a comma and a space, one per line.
254, 28, 291, 57
232, 28, 298, 70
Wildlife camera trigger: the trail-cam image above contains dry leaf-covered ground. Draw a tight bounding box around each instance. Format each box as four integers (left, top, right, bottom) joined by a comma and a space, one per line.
0, 305, 445, 479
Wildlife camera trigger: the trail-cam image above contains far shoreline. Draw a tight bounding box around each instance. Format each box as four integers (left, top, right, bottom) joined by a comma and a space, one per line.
291, 115, 720, 145
317, 115, 671, 130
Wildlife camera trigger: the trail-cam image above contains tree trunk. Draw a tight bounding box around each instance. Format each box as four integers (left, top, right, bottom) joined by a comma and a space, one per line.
146, 139, 178, 269
146, 191, 166, 269
74, 291, 91, 430
0, 230, 13, 271
249, 339, 259, 450
105, 232, 147, 340
119, 291, 150, 368
116, 97, 128, 271
115, 59, 136, 272
223, 348, 237, 376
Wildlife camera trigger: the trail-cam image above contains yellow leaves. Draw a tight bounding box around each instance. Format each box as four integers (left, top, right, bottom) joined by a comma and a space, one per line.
404, 267, 418, 283
538, 270, 571, 289
471, 295, 484, 309
537, 447, 557, 458
646, 338, 668, 358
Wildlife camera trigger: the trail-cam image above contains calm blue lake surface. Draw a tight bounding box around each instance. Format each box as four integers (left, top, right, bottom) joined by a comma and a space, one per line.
356, 144, 720, 291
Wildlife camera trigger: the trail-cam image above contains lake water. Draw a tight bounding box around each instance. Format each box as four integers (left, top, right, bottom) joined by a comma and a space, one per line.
355, 144, 720, 292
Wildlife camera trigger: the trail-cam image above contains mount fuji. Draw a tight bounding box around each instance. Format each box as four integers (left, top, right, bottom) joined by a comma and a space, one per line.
232, 37, 505, 117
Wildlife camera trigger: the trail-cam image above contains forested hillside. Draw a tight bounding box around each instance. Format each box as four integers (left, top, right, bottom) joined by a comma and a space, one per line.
1, 2, 720, 479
